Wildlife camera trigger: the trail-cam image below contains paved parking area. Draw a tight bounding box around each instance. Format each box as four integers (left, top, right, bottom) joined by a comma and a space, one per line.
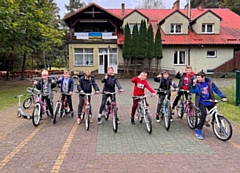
0, 78, 239, 173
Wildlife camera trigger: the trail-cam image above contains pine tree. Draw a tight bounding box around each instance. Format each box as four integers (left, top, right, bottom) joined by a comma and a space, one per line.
131, 23, 139, 75
147, 24, 154, 74
154, 25, 163, 73
139, 20, 147, 70
122, 23, 131, 74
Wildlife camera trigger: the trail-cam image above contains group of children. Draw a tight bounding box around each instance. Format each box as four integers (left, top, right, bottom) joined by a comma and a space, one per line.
34, 65, 227, 140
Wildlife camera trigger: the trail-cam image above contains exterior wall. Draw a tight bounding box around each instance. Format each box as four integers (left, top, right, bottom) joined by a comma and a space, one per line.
161, 12, 189, 34
160, 46, 233, 73
68, 43, 119, 72
122, 11, 148, 27
192, 12, 221, 34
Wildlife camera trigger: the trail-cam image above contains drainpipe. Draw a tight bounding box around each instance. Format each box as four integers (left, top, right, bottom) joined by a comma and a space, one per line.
188, 45, 192, 66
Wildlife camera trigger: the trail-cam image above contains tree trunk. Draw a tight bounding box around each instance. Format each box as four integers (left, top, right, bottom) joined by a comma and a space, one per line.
148, 58, 151, 76
20, 53, 27, 80
6, 52, 14, 80
126, 58, 129, 74
134, 59, 137, 75
43, 51, 47, 69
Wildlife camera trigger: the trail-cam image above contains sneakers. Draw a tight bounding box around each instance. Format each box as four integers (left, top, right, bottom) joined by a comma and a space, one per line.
51, 115, 54, 121
131, 117, 135, 124
77, 117, 81, 124
90, 115, 93, 123
98, 117, 102, 124
171, 109, 174, 115
170, 115, 173, 122
71, 111, 74, 118
156, 113, 160, 123
195, 129, 203, 140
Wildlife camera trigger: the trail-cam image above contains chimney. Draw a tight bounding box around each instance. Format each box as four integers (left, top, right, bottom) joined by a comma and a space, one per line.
198, 3, 204, 10
184, 3, 191, 19
121, 3, 125, 16
172, 0, 180, 10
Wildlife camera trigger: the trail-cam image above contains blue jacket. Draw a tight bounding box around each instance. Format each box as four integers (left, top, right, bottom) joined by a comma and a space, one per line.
191, 77, 226, 107
60, 77, 74, 93
77, 76, 99, 93
101, 75, 122, 92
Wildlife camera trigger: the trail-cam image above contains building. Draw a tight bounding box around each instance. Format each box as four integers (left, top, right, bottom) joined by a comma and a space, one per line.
63, 0, 240, 75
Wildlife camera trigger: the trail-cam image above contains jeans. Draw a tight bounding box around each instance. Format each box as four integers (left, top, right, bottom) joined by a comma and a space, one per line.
172, 91, 189, 109
198, 103, 214, 129
42, 96, 53, 116
99, 94, 116, 114
156, 94, 170, 114
78, 95, 91, 117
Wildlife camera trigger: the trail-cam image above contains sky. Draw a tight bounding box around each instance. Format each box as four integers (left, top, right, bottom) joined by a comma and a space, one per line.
56, 0, 188, 17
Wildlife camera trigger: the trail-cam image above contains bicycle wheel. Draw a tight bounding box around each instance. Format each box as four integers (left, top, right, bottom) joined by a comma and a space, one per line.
23, 97, 33, 109
164, 103, 171, 131
104, 105, 109, 120
176, 99, 184, 118
187, 106, 198, 129
86, 107, 90, 130
112, 106, 118, 133
145, 114, 152, 134
212, 115, 232, 141
17, 110, 21, 117
53, 103, 60, 124
32, 103, 41, 126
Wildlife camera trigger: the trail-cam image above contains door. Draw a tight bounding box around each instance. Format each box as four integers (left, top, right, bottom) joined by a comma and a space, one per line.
98, 55, 104, 74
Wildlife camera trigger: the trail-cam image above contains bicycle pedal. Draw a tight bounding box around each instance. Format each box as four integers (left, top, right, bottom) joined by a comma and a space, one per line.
205, 124, 210, 127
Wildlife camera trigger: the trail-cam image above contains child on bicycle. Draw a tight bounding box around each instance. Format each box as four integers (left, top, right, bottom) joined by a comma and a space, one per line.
77, 71, 100, 124
98, 66, 124, 124
172, 66, 195, 114
34, 70, 56, 120
58, 70, 74, 118
191, 71, 227, 139
154, 71, 178, 122
131, 71, 156, 124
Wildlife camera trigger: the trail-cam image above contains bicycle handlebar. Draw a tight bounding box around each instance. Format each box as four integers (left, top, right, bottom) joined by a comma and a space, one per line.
101, 91, 121, 95
132, 94, 152, 100
75, 91, 96, 96
203, 99, 226, 103
14, 94, 25, 98
178, 89, 190, 93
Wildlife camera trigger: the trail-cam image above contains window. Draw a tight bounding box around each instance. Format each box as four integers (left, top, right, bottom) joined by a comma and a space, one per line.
129, 23, 141, 34
109, 48, 118, 65
170, 24, 182, 34
202, 24, 214, 33
207, 50, 217, 58
74, 48, 94, 66
174, 51, 186, 65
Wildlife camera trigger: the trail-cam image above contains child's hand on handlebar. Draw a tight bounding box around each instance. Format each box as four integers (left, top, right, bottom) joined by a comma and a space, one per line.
69, 91, 73, 95
119, 89, 124, 92
95, 91, 100, 94
222, 98, 227, 102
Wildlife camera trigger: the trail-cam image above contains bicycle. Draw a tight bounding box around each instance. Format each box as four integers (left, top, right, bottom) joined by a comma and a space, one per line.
176, 89, 198, 129
77, 91, 95, 130
155, 88, 174, 131
196, 100, 232, 141
15, 94, 31, 119
32, 92, 53, 126
133, 94, 153, 134
53, 92, 71, 124
23, 83, 39, 109
102, 91, 120, 133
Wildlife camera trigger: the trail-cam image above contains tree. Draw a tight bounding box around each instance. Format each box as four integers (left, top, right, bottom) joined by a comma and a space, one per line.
131, 23, 140, 75
135, 0, 165, 9
138, 20, 147, 70
147, 24, 154, 74
65, 0, 85, 14
154, 26, 163, 73
122, 23, 132, 74
222, 0, 240, 16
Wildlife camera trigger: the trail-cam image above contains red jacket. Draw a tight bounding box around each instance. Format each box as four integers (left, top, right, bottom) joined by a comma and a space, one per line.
131, 76, 155, 96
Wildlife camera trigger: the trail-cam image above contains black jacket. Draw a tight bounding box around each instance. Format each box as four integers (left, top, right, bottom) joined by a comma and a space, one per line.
154, 77, 177, 90
175, 72, 195, 90
77, 76, 99, 93
101, 75, 122, 92
36, 77, 56, 99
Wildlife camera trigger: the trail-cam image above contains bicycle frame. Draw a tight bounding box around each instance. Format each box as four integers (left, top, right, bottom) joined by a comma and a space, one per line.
37, 94, 47, 113
162, 94, 171, 117
102, 92, 119, 117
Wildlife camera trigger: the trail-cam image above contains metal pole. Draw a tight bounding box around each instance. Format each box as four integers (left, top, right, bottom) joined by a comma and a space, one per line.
236, 71, 240, 106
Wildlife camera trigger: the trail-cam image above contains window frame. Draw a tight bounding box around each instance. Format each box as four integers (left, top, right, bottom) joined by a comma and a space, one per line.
129, 23, 141, 34
207, 50, 217, 58
170, 24, 182, 34
173, 50, 187, 66
202, 23, 214, 34
74, 48, 94, 66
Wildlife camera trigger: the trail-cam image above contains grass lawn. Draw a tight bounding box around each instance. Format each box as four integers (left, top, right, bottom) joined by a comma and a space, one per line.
0, 80, 31, 111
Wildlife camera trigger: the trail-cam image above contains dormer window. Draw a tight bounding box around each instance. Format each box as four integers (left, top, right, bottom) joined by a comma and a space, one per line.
202, 24, 214, 33
170, 24, 182, 34
129, 23, 141, 34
